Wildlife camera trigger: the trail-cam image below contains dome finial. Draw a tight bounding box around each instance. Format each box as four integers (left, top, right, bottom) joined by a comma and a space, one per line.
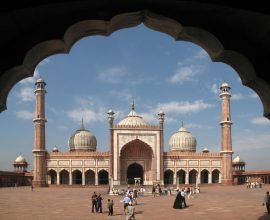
181, 121, 184, 127
131, 100, 135, 110
80, 118, 85, 130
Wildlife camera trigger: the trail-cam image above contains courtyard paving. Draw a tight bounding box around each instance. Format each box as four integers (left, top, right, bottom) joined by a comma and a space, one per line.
0, 184, 269, 220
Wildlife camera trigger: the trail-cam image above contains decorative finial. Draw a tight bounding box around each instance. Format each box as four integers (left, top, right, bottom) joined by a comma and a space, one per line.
181, 121, 184, 127
80, 118, 85, 130
131, 100, 135, 110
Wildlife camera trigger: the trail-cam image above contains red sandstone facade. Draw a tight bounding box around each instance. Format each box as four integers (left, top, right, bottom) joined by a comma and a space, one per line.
31, 79, 248, 187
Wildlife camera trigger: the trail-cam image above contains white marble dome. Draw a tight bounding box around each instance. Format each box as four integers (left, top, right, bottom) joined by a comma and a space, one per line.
118, 104, 147, 126
169, 126, 197, 152
14, 154, 27, 163
68, 121, 97, 151
221, 82, 230, 88
233, 155, 245, 164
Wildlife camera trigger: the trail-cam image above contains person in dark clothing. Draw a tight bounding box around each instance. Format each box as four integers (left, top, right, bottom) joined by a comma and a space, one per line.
262, 191, 270, 214
96, 193, 103, 213
173, 190, 183, 209
181, 189, 187, 208
107, 199, 114, 216
91, 192, 98, 213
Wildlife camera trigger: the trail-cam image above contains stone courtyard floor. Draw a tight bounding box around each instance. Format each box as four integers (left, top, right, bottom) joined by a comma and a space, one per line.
0, 184, 269, 220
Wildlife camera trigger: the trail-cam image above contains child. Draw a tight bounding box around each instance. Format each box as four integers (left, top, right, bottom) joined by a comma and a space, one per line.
107, 199, 114, 216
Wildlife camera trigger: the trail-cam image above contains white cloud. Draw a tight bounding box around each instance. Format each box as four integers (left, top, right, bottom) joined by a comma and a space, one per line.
210, 83, 219, 95
170, 66, 196, 84
155, 100, 214, 114
251, 117, 270, 125
234, 132, 270, 151
98, 66, 128, 84
231, 92, 259, 101
109, 90, 133, 102
66, 96, 108, 124
194, 49, 208, 60
170, 49, 208, 84
185, 123, 202, 129
16, 87, 35, 102
249, 93, 258, 99
67, 108, 106, 124
19, 69, 40, 84
231, 93, 245, 101
15, 110, 34, 120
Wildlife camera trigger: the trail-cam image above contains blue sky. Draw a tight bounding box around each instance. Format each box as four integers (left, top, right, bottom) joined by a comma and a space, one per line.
0, 24, 270, 171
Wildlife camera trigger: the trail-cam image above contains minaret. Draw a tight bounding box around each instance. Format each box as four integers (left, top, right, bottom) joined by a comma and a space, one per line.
219, 82, 233, 185
158, 111, 165, 185
107, 109, 115, 188
32, 77, 47, 187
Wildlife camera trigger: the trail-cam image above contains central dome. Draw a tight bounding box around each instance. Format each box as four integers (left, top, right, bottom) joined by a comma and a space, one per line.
169, 125, 197, 152
118, 103, 147, 126
68, 120, 97, 152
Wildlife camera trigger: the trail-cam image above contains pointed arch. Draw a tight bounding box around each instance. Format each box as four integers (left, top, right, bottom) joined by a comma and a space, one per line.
60, 169, 69, 184
47, 169, 57, 184
177, 169, 186, 184
201, 169, 209, 183
164, 169, 174, 185
98, 169, 109, 184
212, 169, 220, 183
72, 169, 82, 185
189, 169, 198, 184
0, 10, 269, 120
127, 163, 144, 185
85, 169, 95, 185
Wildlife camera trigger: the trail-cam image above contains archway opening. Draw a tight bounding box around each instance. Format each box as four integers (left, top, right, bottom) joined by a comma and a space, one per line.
48, 169, 57, 184
212, 169, 220, 183
98, 170, 109, 184
85, 169, 95, 185
60, 170, 69, 184
127, 163, 143, 185
177, 170, 186, 184
72, 170, 82, 185
201, 169, 209, 183
189, 169, 197, 184
120, 139, 152, 184
164, 169, 174, 185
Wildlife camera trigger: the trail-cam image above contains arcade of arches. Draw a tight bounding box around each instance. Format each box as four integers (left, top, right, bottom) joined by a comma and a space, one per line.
47, 168, 109, 185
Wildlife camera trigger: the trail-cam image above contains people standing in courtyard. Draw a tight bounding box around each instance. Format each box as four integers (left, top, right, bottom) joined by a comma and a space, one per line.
173, 190, 183, 209
133, 188, 138, 205
140, 186, 144, 197
91, 191, 98, 213
181, 188, 187, 208
152, 184, 155, 197
107, 199, 114, 216
262, 191, 270, 214
121, 193, 131, 214
126, 201, 135, 220
188, 185, 194, 199
96, 193, 103, 213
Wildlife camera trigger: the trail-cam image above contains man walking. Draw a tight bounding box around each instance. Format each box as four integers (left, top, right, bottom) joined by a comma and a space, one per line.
262, 191, 270, 214
91, 192, 98, 213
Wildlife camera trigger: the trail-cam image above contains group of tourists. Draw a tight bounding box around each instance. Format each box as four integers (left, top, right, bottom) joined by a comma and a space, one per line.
120, 192, 136, 220
173, 185, 198, 209
152, 184, 162, 197
91, 191, 104, 213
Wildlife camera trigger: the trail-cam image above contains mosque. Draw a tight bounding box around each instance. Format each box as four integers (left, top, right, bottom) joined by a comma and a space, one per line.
30, 77, 237, 187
